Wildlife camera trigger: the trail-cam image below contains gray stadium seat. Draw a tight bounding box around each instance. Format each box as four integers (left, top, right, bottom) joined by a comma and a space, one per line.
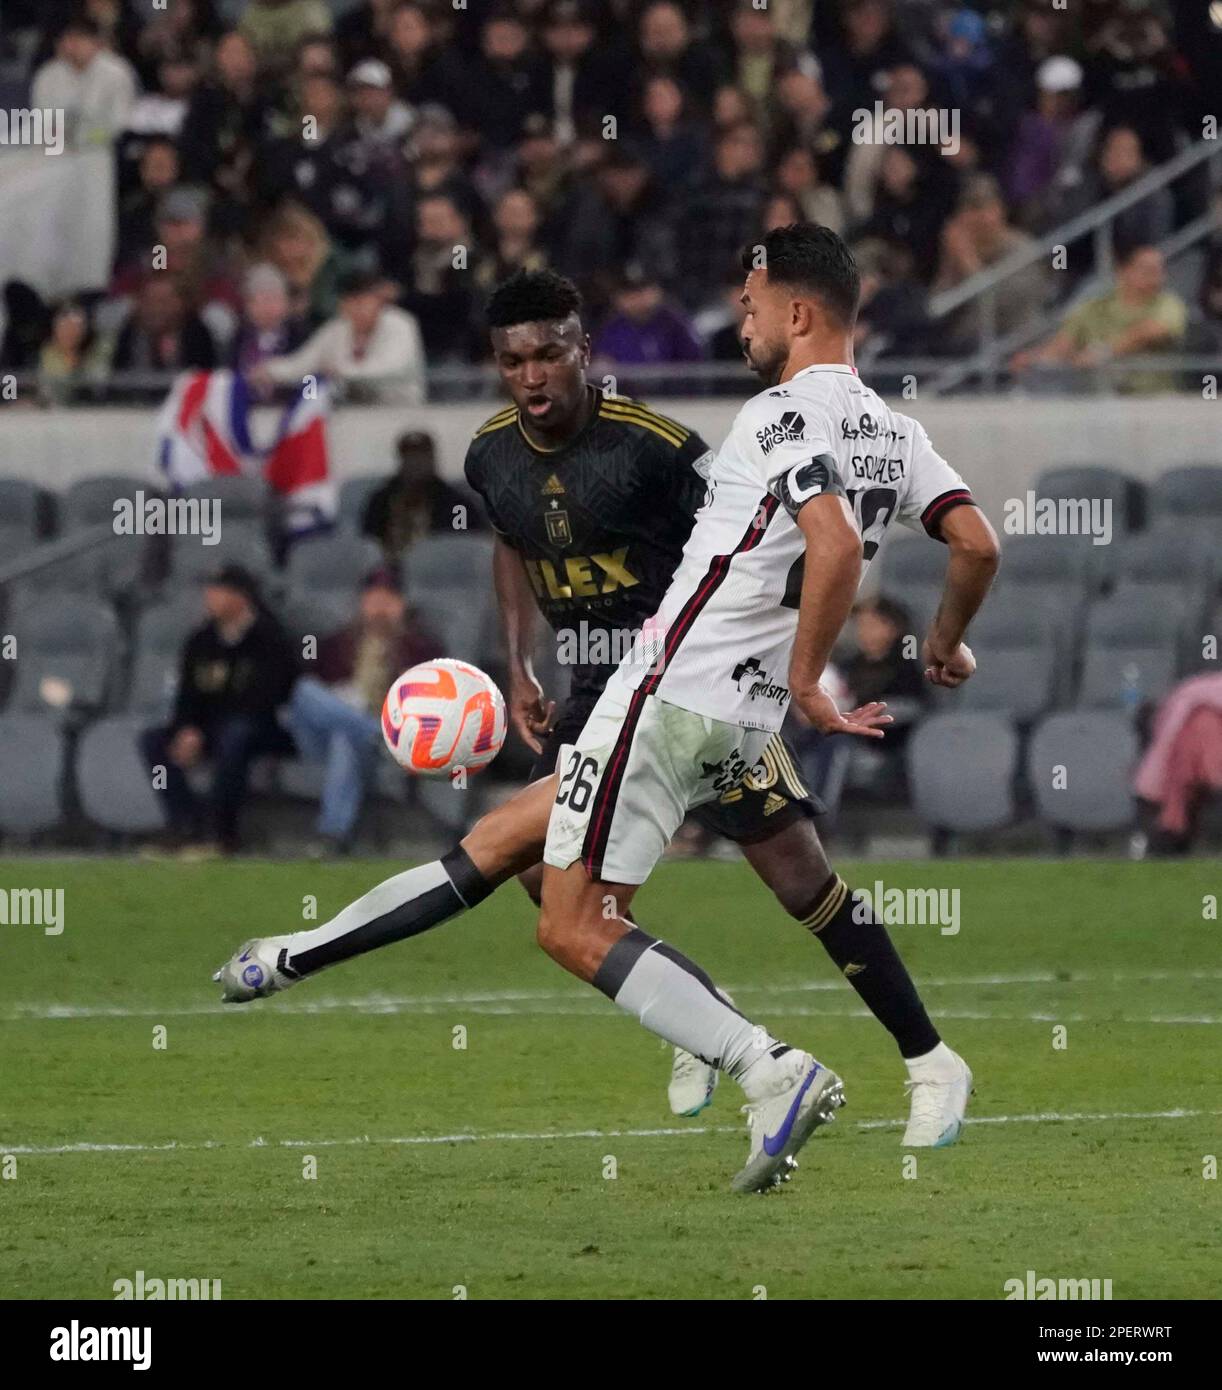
77, 716, 164, 834
181, 475, 270, 526
168, 523, 275, 586
0, 479, 48, 538
0, 714, 65, 833
338, 476, 384, 532
285, 534, 383, 596
402, 533, 495, 589
126, 598, 200, 717
7, 596, 120, 717
1034, 465, 1141, 534
1077, 598, 1177, 708
958, 646, 1057, 722
61, 474, 153, 530
995, 534, 1096, 587
6, 532, 151, 610
278, 591, 353, 647
1028, 711, 1138, 832
879, 533, 946, 588
1112, 529, 1217, 588
907, 712, 1018, 832
1148, 465, 1222, 532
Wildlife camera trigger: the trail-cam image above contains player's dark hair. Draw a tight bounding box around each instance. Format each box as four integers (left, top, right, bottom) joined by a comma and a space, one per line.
485, 269, 583, 330
742, 222, 861, 327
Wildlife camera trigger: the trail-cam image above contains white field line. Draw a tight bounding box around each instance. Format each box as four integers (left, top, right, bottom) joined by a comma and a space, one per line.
5, 969, 1222, 1024
4, 1109, 1220, 1158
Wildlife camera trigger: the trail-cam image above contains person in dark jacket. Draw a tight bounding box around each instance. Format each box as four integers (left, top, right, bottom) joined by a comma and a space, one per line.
361, 430, 487, 562
141, 566, 298, 853
288, 567, 440, 852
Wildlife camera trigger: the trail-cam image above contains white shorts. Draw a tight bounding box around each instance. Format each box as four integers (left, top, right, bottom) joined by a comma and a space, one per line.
542, 678, 774, 885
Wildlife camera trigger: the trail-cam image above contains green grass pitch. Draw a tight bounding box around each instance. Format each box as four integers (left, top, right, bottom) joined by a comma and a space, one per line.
1, 857, 1218, 1300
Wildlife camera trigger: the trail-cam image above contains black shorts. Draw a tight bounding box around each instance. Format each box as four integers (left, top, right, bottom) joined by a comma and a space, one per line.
528, 691, 824, 847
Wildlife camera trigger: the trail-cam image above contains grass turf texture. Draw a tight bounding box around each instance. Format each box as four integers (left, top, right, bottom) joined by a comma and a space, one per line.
0, 858, 1218, 1301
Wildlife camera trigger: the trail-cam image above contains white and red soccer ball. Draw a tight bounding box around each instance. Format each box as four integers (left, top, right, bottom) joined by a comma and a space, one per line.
381, 658, 507, 777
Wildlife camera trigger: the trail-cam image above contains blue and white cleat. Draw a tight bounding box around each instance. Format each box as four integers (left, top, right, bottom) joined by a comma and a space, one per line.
669, 1047, 718, 1117
212, 937, 301, 1003
902, 1048, 973, 1147
731, 1052, 845, 1194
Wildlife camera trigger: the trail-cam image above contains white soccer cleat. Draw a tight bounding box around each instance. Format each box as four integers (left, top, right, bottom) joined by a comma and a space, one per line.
902, 1049, 973, 1147
212, 937, 302, 1003
669, 1047, 718, 1117
731, 1051, 845, 1194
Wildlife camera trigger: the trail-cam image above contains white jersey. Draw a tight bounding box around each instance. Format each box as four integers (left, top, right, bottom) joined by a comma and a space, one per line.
615, 363, 973, 732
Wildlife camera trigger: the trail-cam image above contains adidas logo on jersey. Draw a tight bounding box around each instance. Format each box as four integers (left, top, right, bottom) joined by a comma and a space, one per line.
542, 473, 566, 496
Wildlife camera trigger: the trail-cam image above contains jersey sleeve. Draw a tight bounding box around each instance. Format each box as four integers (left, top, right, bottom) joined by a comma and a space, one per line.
895, 420, 975, 541
740, 397, 845, 520
462, 439, 509, 540
670, 429, 716, 516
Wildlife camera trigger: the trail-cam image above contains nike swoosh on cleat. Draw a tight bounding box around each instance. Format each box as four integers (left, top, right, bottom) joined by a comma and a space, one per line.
762, 1064, 821, 1156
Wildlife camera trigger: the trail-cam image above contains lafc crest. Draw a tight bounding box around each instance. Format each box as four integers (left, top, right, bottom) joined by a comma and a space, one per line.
545, 507, 572, 546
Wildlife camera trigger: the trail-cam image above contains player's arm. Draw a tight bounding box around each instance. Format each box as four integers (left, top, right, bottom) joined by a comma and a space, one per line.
492, 535, 555, 754
922, 503, 1000, 688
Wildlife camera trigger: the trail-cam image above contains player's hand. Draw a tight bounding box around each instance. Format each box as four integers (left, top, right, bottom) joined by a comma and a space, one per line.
794, 685, 893, 739
922, 638, 976, 688
509, 671, 556, 755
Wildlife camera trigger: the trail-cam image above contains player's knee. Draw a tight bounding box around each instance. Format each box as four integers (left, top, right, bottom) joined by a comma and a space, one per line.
535, 900, 570, 959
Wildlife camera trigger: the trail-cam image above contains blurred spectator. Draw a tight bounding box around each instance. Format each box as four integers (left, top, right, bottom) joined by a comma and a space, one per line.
1088, 0, 1187, 165
229, 263, 309, 374
466, 9, 550, 150
819, 0, 914, 128
260, 268, 426, 404
728, 0, 814, 123
257, 201, 349, 327
140, 566, 298, 855
541, 0, 628, 143
116, 138, 181, 270
853, 238, 933, 361
402, 194, 484, 362
404, 105, 485, 231
674, 123, 766, 310
111, 275, 218, 374
1006, 55, 1100, 231
774, 146, 844, 234
707, 278, 749, 363
474, 188, 549, 293
115, 186, 241, 310
1011, 243, 1187, 394
383, 1, 473, 113
294, 32, 340, 82
933, 174, 1049, 351
1064, 127, 1175, 262
763, 193, 805, 233
347, 58, 414, 152
1133, 674, 1222, 856
336, 0, 402, 71
130, 0, 222, 87
636, 75, 709, 190
1194, 251, 1222, 351
289, 567, 440, 854
592, 266, 703, 366
362, 430, 488, 561
712, 84, 754, 134
770, 69, 835, 161
843, 62, 933, 225
856, 145, 955, 283
238, 0, 332, 79
37, 301, 110, 405
31, 16, 137, 149
635, 1, 725, 112
121, 49, 200, 141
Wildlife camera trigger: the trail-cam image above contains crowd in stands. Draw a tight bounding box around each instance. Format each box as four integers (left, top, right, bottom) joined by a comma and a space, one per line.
0, 0, 1219, 401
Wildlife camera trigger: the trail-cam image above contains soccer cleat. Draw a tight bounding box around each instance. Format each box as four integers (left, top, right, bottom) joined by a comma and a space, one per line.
212, 937, 302, 1003
668, 1047, 718, 1117
731, 1052, 845, 1194
902, 1049, 973, 1147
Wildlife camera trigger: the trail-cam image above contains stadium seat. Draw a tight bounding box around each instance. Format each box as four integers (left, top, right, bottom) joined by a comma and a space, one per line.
285, 534, 384, 596
1034, 465, 1143, 534
181, 475, 271, 527
76, 716, 164, 834
957, 645, 1057, 722
994, 534, 1097, 587
1147, 465, 1222, 532
126, 598, 200, 717
1027, 711, 1138, 833
402, 533, 495, 590
0, 479, 49, 538
1111, 529, 1217, 589
61, 474, 154, 531
278, 591, 353, 647
5, 531, 151, 612
878, 533, 947, 588
1077, 598, 1177, 708
907, 712, 1018, 833
338, 476, 384, 532
167, 524, 276, 587
0, 713, 65, 833
7, 596, 120, 718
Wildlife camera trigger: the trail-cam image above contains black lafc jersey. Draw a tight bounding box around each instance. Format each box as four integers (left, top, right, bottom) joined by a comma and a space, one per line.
464, 388, 713, 691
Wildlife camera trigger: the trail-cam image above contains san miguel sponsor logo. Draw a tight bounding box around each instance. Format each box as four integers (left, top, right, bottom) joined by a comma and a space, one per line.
755, 411, 807, 456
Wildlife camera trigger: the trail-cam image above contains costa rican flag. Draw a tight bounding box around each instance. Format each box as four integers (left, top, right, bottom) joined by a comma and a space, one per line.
264, 378, 337, 540
156, 369, 258, 488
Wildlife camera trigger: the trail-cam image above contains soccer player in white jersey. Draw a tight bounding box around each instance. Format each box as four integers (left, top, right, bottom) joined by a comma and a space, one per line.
536, 223, 999, 1192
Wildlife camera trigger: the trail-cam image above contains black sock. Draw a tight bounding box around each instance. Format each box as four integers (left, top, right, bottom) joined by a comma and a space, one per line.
798, 874, 941, 1059
288, 846, 494, 976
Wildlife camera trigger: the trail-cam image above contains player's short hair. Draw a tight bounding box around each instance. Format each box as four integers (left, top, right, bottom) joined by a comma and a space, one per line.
485, 270, 583, 331
742, 222, 861, 328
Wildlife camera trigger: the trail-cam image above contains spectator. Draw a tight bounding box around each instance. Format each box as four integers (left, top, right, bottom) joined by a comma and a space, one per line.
474, 188, 549, 293
592, 265, 704, 366
1006, 55, 1101, 231
31, 16, 137, 150
140, 566, 298, 855
1133, 674, 1222, 856
336, 0, 401, 71
933, 174, 1050, 351
402, 194, 484, 362
674, 123, 766, 310
819, 0, 914, 132
38, 301, 109, 405
229, 263, 309, 374
1010, 243, 1187, 394
1088, 0, 1187, 165
404, 105, 485, 231
763, 192, 805, 233
707, 277, 749, 363
856, 145, 954, 283
130, 0, 222, 88
771, 69, 835, 162
635, 76, 708, 190
238, 0, 332, 79
116, 138, 181, 271
258, 201, 349, 328
294, 32, 340, 82
842, 62, 933, 225
541, 0, 628, 143
115, 186, 241, 312
465, 8, 550, 151
347, 58, 414, 153
727, 0, 814, 126
260, 268, 426, 404
289, 567, 440, 854
635, 1, 725, 113
853, 237, 933, 361
120, 48, 200, 142
774, 145, 844, 235
362, 430, 488, 561
383, 1, 473, 114
711, 84, 754, 135
111, 275, 218, 375
1065, 127, 1175, 266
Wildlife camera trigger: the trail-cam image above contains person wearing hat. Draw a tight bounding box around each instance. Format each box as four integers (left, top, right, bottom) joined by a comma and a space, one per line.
347, 57, 414, 151
361, 429, 488, 563
591, 263, 703, 372
288, 568, 440, 853
140, 566, 298, 855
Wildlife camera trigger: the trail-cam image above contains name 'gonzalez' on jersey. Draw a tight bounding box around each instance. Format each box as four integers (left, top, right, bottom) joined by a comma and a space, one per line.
615, 363, 976, 733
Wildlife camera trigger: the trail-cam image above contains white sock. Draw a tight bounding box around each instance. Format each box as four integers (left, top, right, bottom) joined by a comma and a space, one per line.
905, 1041, 958, 1079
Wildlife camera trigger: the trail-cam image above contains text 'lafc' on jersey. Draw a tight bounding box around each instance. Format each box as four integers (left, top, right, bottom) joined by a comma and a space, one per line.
616, 363, 975, 733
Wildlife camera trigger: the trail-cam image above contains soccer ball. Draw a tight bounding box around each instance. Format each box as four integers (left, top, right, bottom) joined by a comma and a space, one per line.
381, 658, 507, 778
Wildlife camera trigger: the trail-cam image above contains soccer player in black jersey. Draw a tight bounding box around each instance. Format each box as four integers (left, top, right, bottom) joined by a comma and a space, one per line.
215, 270, 958, 1141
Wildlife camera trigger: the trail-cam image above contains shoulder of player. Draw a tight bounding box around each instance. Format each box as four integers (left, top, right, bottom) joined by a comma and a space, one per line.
596, 394, 693, 450
470, 403, 519, 445
735, 384, 837, 445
